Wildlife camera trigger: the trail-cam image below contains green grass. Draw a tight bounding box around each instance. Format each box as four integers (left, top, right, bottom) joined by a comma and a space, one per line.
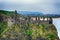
0, 22, 7, 36
0, 10, 14, 17
0, 23, 58, 40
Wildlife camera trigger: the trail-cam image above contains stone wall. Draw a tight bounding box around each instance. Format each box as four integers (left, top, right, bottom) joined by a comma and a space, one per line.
0, 14, 7, 22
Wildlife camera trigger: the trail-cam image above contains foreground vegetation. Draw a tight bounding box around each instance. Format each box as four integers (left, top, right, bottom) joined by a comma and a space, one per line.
0, 22, 7, 36
0, 23, 59, 40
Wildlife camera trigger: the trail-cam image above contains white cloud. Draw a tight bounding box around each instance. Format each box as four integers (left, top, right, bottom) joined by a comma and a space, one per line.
0, 0, 60, 14
0, 0, 56, 4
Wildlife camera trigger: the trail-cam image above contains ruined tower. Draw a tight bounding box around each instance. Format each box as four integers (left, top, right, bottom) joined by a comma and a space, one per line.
14, 10, 20, 25
14, 10, 18, 24
49, 17, 52, 24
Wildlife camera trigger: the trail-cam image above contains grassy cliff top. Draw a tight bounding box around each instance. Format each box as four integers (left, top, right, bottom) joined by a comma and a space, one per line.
0, 10, 15, 16
0, 10, 24, 18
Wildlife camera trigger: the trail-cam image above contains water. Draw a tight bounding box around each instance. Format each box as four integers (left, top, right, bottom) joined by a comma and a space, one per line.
53, 18, 60, 38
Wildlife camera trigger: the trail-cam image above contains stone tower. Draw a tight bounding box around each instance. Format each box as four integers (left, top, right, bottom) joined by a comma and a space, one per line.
14, 10, 18, 24
49, 17, 52, 24
14, 10, 20, 24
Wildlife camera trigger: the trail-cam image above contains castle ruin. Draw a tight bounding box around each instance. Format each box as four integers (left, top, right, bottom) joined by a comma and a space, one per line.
7, 10, 53, 26
1, 10, 59, 27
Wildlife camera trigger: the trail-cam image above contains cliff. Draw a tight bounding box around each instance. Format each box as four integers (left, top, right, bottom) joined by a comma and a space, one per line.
0, 10, 59, 40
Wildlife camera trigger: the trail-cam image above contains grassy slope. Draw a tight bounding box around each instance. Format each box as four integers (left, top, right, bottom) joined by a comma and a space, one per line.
24, 24, 58, 40
0, 22, 7, 36
0, 24, 59, 40
0, 10, 23, 18
0, 10, 14, 37
0, 10, 14, 16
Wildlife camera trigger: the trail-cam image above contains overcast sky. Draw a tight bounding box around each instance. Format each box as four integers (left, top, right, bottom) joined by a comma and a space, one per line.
0, 0, 60, 38
0, 0, 60, 14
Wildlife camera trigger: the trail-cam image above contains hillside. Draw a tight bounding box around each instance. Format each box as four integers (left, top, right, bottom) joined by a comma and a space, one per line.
18, 11, 60, 18
0, 24, 59, 40
0, 10, 14, 16
0, 10, 59, 40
